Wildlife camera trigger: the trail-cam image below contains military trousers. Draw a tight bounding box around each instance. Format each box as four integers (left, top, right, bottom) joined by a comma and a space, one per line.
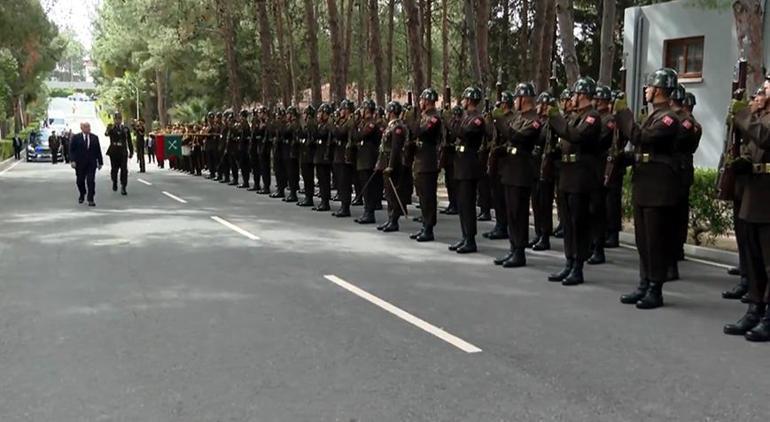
228, 151, 239, 182
109, 154, 128, 187
334, 163, 354, 208
634, 204, 675, 283
735, 200, 749, 278
301, 162, 314, 201
491, 174, 508, 228
136, 146, 146, 172
384, 167, 409, 220
504, 185, 531, 250
590, 187, 608, 248
316, 164, 332, 201
457, 179, 479, 238
358, 169, 382, 214
674, 185, 692, 257
273, 147, 286, 192
238, 150, 250, 183
287, 157, 300, 193
249, 149, 261, 189
443, 163, 457, 209
560, 191, 591, 262
744, 221, 770, 304
259, 145, 272, 191
532, 178, 555, 237
415, 172, 438, 228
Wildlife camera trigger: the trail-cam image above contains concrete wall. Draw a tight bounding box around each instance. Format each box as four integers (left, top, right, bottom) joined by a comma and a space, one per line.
623, 0, 766, 168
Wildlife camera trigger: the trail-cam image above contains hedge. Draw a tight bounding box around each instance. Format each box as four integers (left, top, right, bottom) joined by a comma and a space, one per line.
621, 167, 733, 246
48, 87, 96, 98
0, 140, 12, 160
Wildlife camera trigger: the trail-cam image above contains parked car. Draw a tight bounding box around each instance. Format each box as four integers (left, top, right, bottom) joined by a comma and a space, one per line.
26, 130, 56, 162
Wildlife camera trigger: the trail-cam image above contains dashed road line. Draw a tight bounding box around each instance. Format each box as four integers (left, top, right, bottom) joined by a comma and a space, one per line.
323, 274, 482, 354
137, 178, 152, 186
210, 216, 261, 240
162, 191, 188, 204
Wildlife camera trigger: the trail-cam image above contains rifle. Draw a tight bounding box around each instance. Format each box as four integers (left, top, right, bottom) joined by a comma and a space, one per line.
540, 63, 559, 181
603, 59, 627, 187
716, 58, 748, 201
444, 86, 451, 111
403, 90, 417, 167
439, 86, 452, 169
495, 82, 503, 103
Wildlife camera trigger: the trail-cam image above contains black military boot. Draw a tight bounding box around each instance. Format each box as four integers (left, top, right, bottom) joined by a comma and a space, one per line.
636, 282, 664, 309
587, 245, 606, 265
494, 251, 513, 266
382, 218, 400, 233
727, 267, 741, 276
724, 303, 765, 335
220, 177, 230, 184
526, 235, 541, 249
562, 260, 584, 286
247, 185, 260, 192
285, 190, 298, 202
112, 181, 118, 191
722, 277, 749, 300
449, 238, 466, 251
456, 236, 478, 254
548, 259, 574, 282
620, 280, 649, 304
409, 227, 425, 240
332, 192, 341, 202
741, 293, 751, 304
745, 309, 770, 342
297, 197, 314, 207
377, 221, 390, 230
442, 204, 458, 215
483, 224, 508, 240
374, 202, 383, 210
314, 200, 331, 212
502, 248, 526, 268
351, 197, 364, 206
228, 176, 239, 186
604, 231, 620, 248
238, 182, 250, 189
121, 186, 127, 196
477, 210, 492, 221
416, 226, 434, 242
333, 206, 351, 217
553, 224, 564, 239
356, 212, 376, 224
269, 189, 285, 198
665, 264, 680, 281
532, 236, 551, 251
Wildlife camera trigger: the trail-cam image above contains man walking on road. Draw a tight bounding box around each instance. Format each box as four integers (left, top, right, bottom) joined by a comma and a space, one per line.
12, 133, 23, 160
49, 131, 60, 164
69, 122, 103, 207
105, 112, 133, 195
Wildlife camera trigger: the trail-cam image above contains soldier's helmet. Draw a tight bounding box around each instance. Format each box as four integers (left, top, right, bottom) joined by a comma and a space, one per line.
560, 89, 572, 101
275, 106, 286, 116
340, 99, 355, 111
257, 105, 268, 114
462, 86, 483, 102
670, 84, 687, 102
224, 110, 234, 120
386, 101, 403, 116
452, 104, 463, 116
646, 68, 678, 90
684, 92, 697, 108
113, 111, 122, 119
500, 90, 515, 106
362, 98, 376, 111
304, 105, 316, 116
513, 82, 536, 98
207, 111, 215, 119
536, 92, 553, 105
318, 102, 333, 115
239, 109, 249, 118
377, 106, 385, 118
594, 85, 613, 101
287, 106, 299, 117
420, 88, 439, 102
572, 76, 597, 97
612, 91, 625, 101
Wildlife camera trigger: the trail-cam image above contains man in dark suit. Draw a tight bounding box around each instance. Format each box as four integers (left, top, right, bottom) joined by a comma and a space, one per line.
12, 133, 23, 160
69, 122, 103, 206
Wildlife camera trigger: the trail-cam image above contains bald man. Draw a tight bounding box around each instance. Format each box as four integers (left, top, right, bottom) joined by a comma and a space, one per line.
69, 122, 103, 206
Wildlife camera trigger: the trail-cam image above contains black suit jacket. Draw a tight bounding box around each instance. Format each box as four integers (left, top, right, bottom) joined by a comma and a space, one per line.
70, 132, 104, 168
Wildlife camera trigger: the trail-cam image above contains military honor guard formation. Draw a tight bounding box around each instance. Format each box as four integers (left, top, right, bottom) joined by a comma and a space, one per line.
123, 65, 770, 343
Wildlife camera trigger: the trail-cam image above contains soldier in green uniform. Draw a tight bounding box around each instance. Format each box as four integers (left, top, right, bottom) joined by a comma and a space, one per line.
449, 87, 487, 254
237, 109, 252, 189
586, 85, 616, 266
377, 101, 409, 232
206, 112, 220, 179
329, 100, 355, 217
105, 112, 134, 195
604, 91, 629, 249
547, 78, 603, 286
485, 90, 515, 241
313, 103, 334, 211
440, 105, 463, 215
257, 108, 273, 194
530, 92, 558, 251
615, 68, 681, 309
298, 105, 317, 207
409, 88, 443, 242
282, 106, 301, 203
270, 107, 287, 197
247, 108, 263, 192
133, 118, 146, 173
492, 83, 542, 267
354, 99, 383, 224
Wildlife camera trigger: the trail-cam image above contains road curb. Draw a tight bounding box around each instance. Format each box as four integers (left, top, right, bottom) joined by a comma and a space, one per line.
0, 156, 18, 172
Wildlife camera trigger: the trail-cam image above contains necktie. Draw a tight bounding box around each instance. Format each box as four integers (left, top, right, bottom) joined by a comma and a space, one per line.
86, 134, 90, 150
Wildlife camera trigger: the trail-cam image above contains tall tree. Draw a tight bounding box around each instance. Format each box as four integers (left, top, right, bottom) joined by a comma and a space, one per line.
369, 0, 386, 105
556, 0, 579, 85
386, 0, 396, 99
214, 0, 242, 110
423, 0, 433, 87
282, 0, 299, 103
357, 0, 366, 102
463, 0, 482, 86
475, 0, 491, 89
733, 0, 764, 95
326, 0, 346, 101
441, 0, 449, 92
536, 0, 557, 91
598, 0, 616, 85
256, 0, 274, 105
303, 0, 322, 106
402, 0, 426, 92
272, 0, 291, 105
342, 0, 355, 97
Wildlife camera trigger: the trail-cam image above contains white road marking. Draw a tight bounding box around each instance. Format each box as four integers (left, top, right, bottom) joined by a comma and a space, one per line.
0, 160, 22, 176
323, 274, 482, 354
137, 178, 152, 186
162, 191, 188, 204
210, 216, 261, 240
618, 243, 733, 270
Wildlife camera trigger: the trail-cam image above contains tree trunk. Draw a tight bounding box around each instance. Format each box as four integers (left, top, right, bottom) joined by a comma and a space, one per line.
475, 0, 491, 90
342, 0, 355, 97
498, 0, 510, 86
733, 0, 765, 95
529, 0, 547, 83
424, 0, 433, 87
326, 0, 346, 101
304, 0, 322, 106
215, 0, 242, 111
369, 0, 386, 106
156, 68, 168, 127
256, 0, 274, 106
402, 0, 426, 92
556, 0, 579, 85
282, 0, 299, 103
272, 0, 291, 106
357, 0, 366, 102
463, 0, 482, 86
597, 0, 615, 85
441, 0, 449, 92
458, 17, 468, 93
386, 0, 395, 100
536, 0, 557, 91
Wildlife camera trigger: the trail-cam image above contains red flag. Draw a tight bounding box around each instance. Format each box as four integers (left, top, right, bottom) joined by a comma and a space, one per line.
155, 134, 165, 162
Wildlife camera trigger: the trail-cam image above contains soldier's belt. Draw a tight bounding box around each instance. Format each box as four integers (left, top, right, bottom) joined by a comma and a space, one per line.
454, 145, 467, 153
507, 147, 519, 155
300, 138, 307, 144
562, 153, 579, 163
316, 139, 324, 144
753, 163, 770, 174
634, 153, 674, 166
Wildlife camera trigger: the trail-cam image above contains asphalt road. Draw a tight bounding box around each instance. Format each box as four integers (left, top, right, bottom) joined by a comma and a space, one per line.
0, 109, 768, 420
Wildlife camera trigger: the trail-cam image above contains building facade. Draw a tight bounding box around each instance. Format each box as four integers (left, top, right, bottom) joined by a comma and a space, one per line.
623, 0, 770, 168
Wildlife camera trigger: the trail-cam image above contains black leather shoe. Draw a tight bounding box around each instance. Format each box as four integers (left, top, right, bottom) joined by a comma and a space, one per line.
741, 293, 751, 304
88, 201, 96, 207
604, 231, 620, 248
727, 267, 741, 276
228, 181, 238, 186
332, 193, 340, 202
587, 248, 605, 265
745, 314, 770, 342
121, 187, 127, 196
78, 197, 84, 204
724, 304, 765, 335
620, 280, 649, 304
285, 192, 298, 202
238, 184, 249, 189
548, 259, 574, 282
412, 216, 424, 223
722, 277, 749, 300
112, 183, 118, 191
297, 198, 314, 207
219, 179, 229, 184
477, 211, 492, 221
351, 198, 364, 206
442, 205, 458, 215
484, 228, 508, 240
456, 237, 477, 254
562, 260, 584, 286
415, 227, 434, 242
374, 202, 383, 210
502, 249, 526, 268
449, 239, 465, 251
334, 208, 351, 217
494, 252, 513, 266
377, 221, 390, 230
553, 226, 564, 239
258, 188, 271, 195
409, 228, 424, 239
314, 201, 331, 212
636, 283, 664, 309
526, 236, 541, 248
269, 191, 285, 198
382, 221, 400, 232
532, 236, 551, 251
356, 214, 376, 224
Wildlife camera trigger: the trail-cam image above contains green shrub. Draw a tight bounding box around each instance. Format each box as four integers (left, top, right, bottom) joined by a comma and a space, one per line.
621, 167, 733, 246
0, 139, 12, 160
48, 87, 96, 98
